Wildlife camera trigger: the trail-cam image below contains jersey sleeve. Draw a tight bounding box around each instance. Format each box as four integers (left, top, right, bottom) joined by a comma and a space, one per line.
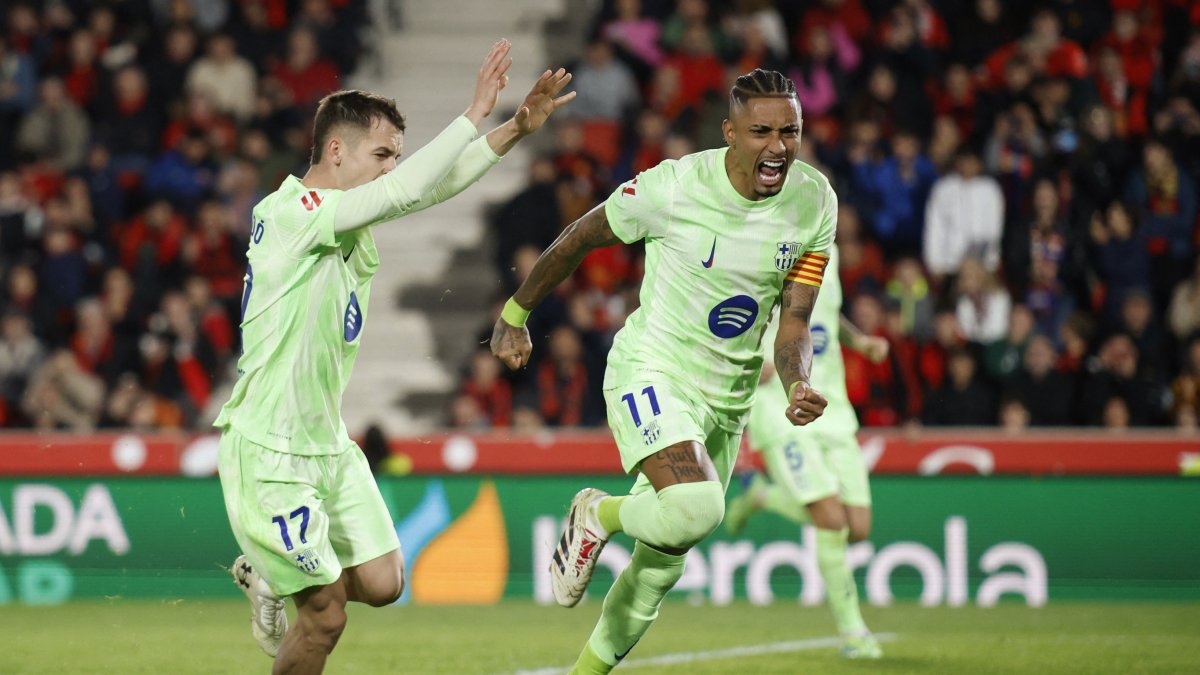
332, 115, 478, 233
810, 180, 837, 253
785, 181, 837, 288
603, 160, 675, 244
271, 187, 342, 258
400, 136, 501, 216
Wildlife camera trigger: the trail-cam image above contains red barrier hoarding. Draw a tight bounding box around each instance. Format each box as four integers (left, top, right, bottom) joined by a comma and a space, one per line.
0, 430, 1195, 476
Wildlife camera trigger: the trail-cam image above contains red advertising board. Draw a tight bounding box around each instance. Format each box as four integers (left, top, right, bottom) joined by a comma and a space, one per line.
0, 430, 1195, 476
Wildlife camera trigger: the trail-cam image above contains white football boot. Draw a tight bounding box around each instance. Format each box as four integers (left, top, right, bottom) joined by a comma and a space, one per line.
231, 554, 288, 656
549, 488, 610, 608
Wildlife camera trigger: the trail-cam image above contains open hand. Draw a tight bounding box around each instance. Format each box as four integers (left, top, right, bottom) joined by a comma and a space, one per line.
785, 382, 827, 426
490, 318, 532, 370
513, 68, 576, 135
465, 39, 513, 127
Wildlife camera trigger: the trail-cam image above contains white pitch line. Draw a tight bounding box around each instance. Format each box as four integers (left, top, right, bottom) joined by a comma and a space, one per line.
506, 633, 897, 675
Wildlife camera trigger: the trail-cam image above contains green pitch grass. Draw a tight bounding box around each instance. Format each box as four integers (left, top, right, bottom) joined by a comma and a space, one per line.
0, 600, 1196, 674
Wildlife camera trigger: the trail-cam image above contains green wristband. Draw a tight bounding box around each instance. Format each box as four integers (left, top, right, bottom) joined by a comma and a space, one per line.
501, 297, 530, 327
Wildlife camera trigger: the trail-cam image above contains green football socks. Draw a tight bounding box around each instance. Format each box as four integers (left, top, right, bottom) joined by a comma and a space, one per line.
570, 541, 687, 674
816, 527, 866, 635
596, 496, 626, 535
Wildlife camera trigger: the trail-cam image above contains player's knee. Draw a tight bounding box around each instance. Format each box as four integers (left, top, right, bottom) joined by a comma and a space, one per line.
847, 509, 872, 543
364, 565, 405, 607
655, 481, 725, 550
807, 497, 846, 531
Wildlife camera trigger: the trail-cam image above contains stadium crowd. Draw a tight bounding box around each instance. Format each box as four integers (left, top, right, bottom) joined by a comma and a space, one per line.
455, 0, 1200, 432
0, 0, 365, 430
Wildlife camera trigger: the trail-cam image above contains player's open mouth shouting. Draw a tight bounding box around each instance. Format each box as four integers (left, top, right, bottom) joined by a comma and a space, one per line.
758, 156, 787, 189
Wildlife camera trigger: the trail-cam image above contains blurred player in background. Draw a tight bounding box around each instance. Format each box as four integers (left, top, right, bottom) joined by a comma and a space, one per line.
726, 243, 889, 659
216, 40, 574, 674
491, 69, 833, 674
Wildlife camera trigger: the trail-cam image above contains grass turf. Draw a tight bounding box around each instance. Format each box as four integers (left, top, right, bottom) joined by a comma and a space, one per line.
0, 600, 1196, 674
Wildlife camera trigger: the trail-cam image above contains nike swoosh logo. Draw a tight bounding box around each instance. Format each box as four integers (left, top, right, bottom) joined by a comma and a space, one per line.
342, 243, 356, 263
614, 641, 639, 661
701, 238, 716, 268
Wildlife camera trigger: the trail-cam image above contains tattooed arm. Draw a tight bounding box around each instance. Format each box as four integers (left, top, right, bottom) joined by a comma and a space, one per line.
775, 276, 828, 425
491, 203, 621, 369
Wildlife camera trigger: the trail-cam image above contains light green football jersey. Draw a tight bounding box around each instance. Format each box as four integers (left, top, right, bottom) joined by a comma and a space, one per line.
760, 243, 858, 434
214, 176, 378, 455
604, 147, 836, 427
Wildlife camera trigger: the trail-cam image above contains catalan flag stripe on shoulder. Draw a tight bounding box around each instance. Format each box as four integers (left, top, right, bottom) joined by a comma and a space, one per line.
786, 251, 830, 287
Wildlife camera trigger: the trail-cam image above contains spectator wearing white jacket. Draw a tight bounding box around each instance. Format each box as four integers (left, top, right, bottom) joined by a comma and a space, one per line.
923, 147, 1004, 280
185, 33, 257, 121
954, 255, 1012, 344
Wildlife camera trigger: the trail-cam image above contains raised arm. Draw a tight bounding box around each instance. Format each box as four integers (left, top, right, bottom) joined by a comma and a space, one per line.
775, 271, 829, 426
331, 39, 515, 233
491, 204, 621, 369
485, 67, 576, 157
399, 68, 576, 217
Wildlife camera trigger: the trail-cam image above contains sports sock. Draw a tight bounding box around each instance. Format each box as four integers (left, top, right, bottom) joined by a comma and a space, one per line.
816, 527, 867, 635
597, 496, 626, 535
568, 642, 612, 675
573, 541, 687, 673
760, 484, 811, 525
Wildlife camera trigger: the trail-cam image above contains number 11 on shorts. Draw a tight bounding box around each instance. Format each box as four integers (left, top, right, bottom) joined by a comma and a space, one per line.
621, 386, 661, 427
272, 506, 310, 551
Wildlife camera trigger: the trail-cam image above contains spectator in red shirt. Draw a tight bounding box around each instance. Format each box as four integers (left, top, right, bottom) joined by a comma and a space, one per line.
271, 26, 340, 109
984, 9, 1088, 89
113, 199, 188, 291
71, 294, 138, 385
614, 109, 669, 186
183, 275, 235, 363
59, 29, 99, 108
1096, 10, 1157, 89
844, 293, 908, 425
652, 23, 726, 121
835, 202, 885, 299
931, 63, 978, 141
182, 200, 247, 302
1092, 45, 1149, 137
534, 325, 593, 427
882, 298, 925, 421
797, 0, 873, 49
161, 91, 239, 157
459, 348, 512, 428
917, 309, 964, 395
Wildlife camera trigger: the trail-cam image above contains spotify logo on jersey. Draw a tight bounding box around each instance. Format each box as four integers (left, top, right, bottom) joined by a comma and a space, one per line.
708, 295, 759, 338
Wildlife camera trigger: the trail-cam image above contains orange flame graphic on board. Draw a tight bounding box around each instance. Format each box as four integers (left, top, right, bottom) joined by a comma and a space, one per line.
410, 481, 509, 604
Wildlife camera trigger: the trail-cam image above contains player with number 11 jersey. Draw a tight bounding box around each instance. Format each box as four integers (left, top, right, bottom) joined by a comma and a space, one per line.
490, 68, 836, 674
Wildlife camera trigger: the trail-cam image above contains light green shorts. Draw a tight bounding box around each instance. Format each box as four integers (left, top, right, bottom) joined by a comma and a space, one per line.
746, 380, 872, 507
604, 371, 742, 496
217, 427, 401, 597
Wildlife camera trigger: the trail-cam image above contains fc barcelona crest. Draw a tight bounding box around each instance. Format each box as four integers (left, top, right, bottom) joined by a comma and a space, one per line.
775, 241, 802, 271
